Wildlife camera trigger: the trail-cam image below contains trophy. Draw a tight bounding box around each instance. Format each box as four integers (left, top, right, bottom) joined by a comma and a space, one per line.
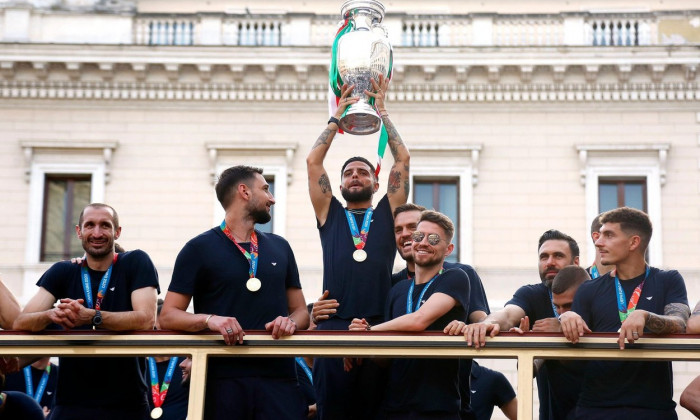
334, 0, 392, 135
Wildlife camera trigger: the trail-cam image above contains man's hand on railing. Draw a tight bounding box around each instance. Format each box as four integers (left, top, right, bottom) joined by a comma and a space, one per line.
443, 320, 466, 335
463, 321, 500, 348
531, 317, 561, 333
618, 309, 647, 350
206, 315, 245, 345
311, 290, 338, 323
56, 298, 93, 329
509, 316, 531, 334
265, 316, 297, 339
558, 311, 591, 344
348, 318, 370, 331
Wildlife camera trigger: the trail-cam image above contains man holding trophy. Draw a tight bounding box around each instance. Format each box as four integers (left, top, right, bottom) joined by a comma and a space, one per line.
306, 4, 408, 418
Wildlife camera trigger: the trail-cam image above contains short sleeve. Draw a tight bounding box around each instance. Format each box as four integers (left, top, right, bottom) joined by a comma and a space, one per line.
124, 250, 160, 293
169, 241, 203, 296
283, 239, 302, 290
433, 269, 470, 313
36, 262, 73, 300
662, 270, 688, 307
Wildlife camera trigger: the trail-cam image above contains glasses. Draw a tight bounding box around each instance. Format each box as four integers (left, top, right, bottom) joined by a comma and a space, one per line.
411, 231, 443, 246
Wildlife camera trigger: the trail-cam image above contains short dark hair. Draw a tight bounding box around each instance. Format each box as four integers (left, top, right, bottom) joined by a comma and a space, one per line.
215, 165, 263, 209
590, 214, 603, 237
551, 265, 591, 294
419, 210, 455, 243
393, 203, 426, 219
78, 203, 119, 229
538, 229, 579, 258
600, 207, 652, 250
341, 157, 376, 180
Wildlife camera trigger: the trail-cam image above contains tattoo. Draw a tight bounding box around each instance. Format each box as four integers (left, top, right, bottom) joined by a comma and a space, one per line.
318, 174, 331, 194
312, 129, 332, 150
646, 303, 690, 334
382, 117, 404, 159
402, 164, 410, 196
387, 170, 401, 194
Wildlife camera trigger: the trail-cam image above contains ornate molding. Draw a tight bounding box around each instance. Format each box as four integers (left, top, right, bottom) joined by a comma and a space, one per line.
205, 142, 297, 185
411, 144, 483, 186
19, 140, 118, 183
576, 143, 670, 186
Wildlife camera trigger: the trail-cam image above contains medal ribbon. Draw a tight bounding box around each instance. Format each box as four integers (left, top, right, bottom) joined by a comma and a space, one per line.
344, 208, 373, 251
406, 268, 444, 314
80, 253, 118, 310
590, 265, 600, 279
614, 266, 651, 323
147, 357, 179, 409
548, 289, 560, 319
220, 221, 258, 280
295, 357, 313, 384
23, 365, 51, 403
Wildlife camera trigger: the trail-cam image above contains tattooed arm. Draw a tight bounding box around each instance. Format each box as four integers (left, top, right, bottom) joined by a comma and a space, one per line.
687, 301, 700, 333
306, 84, 358, 226
645, 303, 690, 334
367, 75, 410, 213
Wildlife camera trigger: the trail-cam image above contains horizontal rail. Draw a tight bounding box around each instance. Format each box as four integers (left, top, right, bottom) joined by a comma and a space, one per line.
1, 331, 699, 420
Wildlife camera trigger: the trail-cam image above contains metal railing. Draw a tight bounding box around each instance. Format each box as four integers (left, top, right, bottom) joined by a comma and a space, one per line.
1, 331, 699, 420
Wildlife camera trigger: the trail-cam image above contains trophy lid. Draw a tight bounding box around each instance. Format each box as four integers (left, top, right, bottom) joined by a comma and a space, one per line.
341, 0, 385, 20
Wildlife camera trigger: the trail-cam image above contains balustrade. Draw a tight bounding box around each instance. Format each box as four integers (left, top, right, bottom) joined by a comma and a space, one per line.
223, 18, 282, 46
585, 16, 655, 46
135, 17, 196, 45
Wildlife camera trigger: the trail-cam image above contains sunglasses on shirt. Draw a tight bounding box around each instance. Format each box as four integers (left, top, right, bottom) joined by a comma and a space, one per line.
411, 231, 444, 246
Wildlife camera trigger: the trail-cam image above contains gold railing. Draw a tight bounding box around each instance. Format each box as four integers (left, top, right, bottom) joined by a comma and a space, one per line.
1, 331, 699, 420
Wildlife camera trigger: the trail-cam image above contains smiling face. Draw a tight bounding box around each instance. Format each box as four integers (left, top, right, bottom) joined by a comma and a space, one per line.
246, 173, 275, 224
394, 210, 421, 262
537, 239, 578, 288
340, 160, 377, 203
76, 206, 121, 258
412, 220, 453, 269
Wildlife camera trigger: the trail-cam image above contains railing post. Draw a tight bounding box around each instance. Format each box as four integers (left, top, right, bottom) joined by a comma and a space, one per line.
187, 350, 209, 420
517, 351, 535, 420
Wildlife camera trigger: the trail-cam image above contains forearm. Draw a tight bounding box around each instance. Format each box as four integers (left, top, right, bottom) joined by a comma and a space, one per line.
307, 126, 336, 167
289, 307, 310, 330
483, 311, 517, 331
0, 281, 20, 329
645, 312, 687, 334
469, 310, 488, 324
101, 309, 154, 331
159, 308, 212, 333
371, 312, 428, 332
13, 312, 54, 332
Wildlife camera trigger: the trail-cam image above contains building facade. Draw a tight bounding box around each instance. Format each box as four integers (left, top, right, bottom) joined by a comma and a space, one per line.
1, 0, 699, 417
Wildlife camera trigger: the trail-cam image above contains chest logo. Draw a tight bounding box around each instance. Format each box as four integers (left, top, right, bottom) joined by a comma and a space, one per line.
271, 262, 277, 266
646, 296, 653, 300
110, 287, 116, 291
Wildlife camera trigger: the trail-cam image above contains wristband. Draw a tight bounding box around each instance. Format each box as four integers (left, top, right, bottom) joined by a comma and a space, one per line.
205, 314, 214, 327
327, 116, 340, 126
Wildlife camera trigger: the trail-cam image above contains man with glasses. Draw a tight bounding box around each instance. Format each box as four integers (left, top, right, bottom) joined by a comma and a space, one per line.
349, 210, 469, 419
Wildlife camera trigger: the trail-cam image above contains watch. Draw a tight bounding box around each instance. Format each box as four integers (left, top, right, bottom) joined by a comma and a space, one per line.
327, 116, 340, 126
92, 310, 103, 327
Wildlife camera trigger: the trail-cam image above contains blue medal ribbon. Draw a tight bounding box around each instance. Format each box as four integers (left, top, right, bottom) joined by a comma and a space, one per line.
24, 365, 51, 403
548, 289, 560, 319
80, 254, 118, 310
147, 357, 179, 406
614, 266, 651, 323
589, 265, 600, 279
295, 357, 313, 384
406, 269, 444, 314
344, 208, 373, 251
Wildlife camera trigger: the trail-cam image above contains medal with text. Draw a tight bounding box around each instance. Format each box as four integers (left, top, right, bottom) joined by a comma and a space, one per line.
147, 357, 179, 419
345, 208, 373, 262
220, 221, 261, 292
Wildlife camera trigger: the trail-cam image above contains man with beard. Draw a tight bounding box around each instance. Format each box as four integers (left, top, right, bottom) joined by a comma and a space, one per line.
160, 165, 309, 420
306, 76, 410, 420
349, 210, 469, 419
559, 207, 689, 419
14, 203, 160, 420
462, 229, 580, 420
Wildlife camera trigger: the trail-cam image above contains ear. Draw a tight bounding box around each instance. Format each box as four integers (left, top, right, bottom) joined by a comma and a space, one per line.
373, 181, 380, 192
114, 226, 122, 240
75, 225, 82, 239
445, 243, 455, 257
238, 183, 250, 200
573, 256, 580, 266
628, 235, 642, 252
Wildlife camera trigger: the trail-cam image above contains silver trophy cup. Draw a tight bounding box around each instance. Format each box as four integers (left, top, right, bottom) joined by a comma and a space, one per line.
336, 0, 392, 135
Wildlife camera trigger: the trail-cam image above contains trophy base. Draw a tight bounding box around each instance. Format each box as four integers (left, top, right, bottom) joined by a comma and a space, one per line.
338, 104, 381, 135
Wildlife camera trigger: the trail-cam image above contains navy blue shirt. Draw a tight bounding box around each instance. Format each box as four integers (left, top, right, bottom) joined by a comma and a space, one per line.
169, 228, 302, 379
393, 261, 490, 317
468, 361, 516, 420
3, 363, 58, 410
37, 249, 160, 408
506, 282, 558, 420
318, 195, 395, 322
384, 269, 470, 414
572, 267, 687, 411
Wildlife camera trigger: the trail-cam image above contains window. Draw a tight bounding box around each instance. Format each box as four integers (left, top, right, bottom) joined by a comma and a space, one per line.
598, 178, 647, 213
41, 175, 92, 261
413, 179, 459, 263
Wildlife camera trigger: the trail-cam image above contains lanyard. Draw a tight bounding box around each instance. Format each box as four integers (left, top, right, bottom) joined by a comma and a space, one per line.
220, 221, 258, 280
406, 269, 444, 314
614, 266, 651, 323
548, 289, 560, 319
295, 357, 313, 384
344, 208, 373, 250
589, 265, 600, 279
80, 254, 118, 310
24, 365, 51, 403
147, 357, 179, 409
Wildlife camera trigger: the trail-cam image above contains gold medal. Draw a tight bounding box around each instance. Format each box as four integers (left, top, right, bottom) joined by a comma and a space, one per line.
151, 407, 163, 419
353, 249, 367, 262
247, 277, 262, 292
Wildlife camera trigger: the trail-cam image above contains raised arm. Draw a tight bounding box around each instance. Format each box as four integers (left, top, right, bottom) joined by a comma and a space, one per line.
306, 84, 358, 226
366, 76, 410, 212
0, 277, 20, 330
13, 287, 60, 332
